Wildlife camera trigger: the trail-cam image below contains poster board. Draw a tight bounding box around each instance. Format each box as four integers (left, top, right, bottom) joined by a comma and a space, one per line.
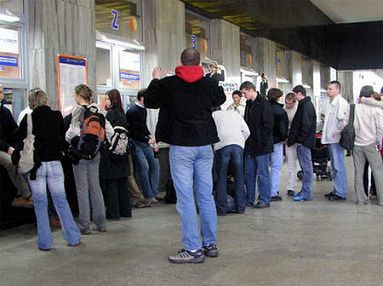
57, 54, 88, 116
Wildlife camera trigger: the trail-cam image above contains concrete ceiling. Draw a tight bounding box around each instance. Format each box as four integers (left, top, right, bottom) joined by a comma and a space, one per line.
310, 0, 383, 23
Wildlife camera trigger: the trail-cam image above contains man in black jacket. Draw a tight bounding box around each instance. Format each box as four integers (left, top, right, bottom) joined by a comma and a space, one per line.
268, 88, 288, 201
0, 85, 32, 208
145, 48, 226, 264
126, 90, 160, 203
287, 85, 317, 201
241, 81, 274, 208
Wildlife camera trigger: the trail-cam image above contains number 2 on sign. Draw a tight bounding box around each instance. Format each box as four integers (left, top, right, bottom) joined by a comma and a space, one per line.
111, 10, 119, 30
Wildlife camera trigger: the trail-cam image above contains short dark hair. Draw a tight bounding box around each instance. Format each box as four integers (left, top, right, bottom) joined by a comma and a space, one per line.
330, 80, 341, 92
359, 85, 374, 98
137, 89, 146, 101
232, 90, 242, 97
292, 85, 306, 97
240, 81, 256, 91
181, 48, 200, 66
285, 92, 296, 102
267, 88, 283, 102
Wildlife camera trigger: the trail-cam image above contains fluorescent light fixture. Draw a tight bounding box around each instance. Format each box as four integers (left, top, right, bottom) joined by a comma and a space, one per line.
276, 76, 289, 83
240, 67, 258, 77
302, 83, 312, 89
96, 31, 145, 51
0, 6, 20, 22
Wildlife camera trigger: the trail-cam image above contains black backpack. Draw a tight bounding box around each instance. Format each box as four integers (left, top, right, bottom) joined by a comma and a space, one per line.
109, 126, 129, 157
165, 178, 177, 204
77, 106, 106, 160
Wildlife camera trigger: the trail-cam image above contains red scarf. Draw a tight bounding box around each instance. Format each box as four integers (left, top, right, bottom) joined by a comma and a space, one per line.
175, 65, 204, 83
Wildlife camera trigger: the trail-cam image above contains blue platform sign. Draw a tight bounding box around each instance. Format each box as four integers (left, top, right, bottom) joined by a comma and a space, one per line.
0, 55, 18, 67
111, 9, 119, 30
120, 72, 140, 81
191, 34, 197, 49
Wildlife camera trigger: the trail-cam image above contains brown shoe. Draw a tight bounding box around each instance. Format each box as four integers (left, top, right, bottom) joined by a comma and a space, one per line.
50, 217, 61, 228
11, 197, 33, 208
135, 199, 151, 208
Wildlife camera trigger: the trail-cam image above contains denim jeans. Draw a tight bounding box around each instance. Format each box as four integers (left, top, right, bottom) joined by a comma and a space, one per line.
73, 154, 106, 232
327, 143, 347, 198
244, 153, 271, 204
215, 145, 245, 213
28, 161, 80, 249
270, 143, 284, 197
169, 145, 217, 251
296, 144, 313, 199
132, 139, 160, 199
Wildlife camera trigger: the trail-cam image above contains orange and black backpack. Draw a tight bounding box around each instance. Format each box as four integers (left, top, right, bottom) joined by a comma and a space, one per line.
77, 105, 106, 160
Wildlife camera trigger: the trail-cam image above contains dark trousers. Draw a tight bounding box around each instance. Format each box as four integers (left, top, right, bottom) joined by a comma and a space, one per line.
364, 162, 377, 196
101, 178, 132, 219
215, 145, 246, 214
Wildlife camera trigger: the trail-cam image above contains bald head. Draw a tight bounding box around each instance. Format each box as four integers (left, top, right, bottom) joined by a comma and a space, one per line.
180, 48, 200, 66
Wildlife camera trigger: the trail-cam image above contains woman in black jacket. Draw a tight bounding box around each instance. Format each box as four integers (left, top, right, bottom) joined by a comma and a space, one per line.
100, 89, 131, 220
12, 88, 80, 251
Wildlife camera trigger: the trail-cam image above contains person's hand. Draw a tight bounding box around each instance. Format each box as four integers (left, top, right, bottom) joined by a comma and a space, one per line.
7, 146, 14, 155
152, 67, 161, 80
148, 138, 156, 145
360, 97, 366, 103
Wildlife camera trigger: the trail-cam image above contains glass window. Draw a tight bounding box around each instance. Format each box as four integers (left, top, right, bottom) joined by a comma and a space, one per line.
185, 11, 210, 60
119, 50, 140, 89
96, 44, 112, 86
240, 33, 254, 69
95, 0, 141, 42
0, 25, 21, 79
1, 0, 24, 16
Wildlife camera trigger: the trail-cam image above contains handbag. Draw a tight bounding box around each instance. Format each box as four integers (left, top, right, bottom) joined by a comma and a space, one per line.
339, 104, 355, 151
19, 113, 35, 174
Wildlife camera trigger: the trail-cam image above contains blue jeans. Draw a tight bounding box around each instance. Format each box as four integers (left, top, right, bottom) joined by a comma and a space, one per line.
215, 145, 245, 213
245, 153, 271, 204
328, 143, 347, 198
270, 143, 284, 197
169, 145, 217, 251
29, 161, 80, 249
132, 139, 160, 199
296, 144, 313, 199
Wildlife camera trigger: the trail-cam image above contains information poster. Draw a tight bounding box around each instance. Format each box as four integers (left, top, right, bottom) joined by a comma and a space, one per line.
57, 55, 88, 116
0, 27, 20, 79
119, 51, 140, 89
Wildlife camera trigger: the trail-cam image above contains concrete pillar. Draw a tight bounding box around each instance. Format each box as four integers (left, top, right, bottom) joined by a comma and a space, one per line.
288, 50, 302, 88
254, 37, 276, 88
312, 60, 321, 118
337, 71, 354, 103
210, 19, 241, 83
142, 0, 185, 87
28, 0, 96, 108
142, 0, 185, 134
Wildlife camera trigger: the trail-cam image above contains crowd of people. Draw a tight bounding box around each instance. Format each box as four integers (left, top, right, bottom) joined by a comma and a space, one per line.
1, 48, 383, 264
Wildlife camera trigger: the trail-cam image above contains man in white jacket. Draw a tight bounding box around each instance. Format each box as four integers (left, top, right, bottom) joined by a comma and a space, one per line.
212, 109, 250, 215
322, 81, 350, 201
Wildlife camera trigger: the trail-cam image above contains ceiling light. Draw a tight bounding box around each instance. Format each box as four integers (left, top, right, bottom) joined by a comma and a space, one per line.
0, 6, 20, 23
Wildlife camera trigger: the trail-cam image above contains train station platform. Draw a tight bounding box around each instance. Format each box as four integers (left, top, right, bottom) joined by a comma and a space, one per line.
1, 157, 383, 286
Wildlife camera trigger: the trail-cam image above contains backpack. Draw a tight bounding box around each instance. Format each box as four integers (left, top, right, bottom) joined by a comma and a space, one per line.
109, 126, 129, 156
339, 104, 355, 151
77, 106, 106, 160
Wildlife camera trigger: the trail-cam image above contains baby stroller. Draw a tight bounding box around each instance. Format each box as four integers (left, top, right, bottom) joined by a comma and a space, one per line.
297, 132, 332, 181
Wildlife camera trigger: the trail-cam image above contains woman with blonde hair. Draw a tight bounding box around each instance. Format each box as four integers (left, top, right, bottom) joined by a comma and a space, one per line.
66, 84, 113, 234
12, 88, 80, 250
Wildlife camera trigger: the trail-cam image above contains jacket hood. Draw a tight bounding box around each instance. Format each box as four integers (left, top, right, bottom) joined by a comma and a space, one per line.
175, 65, 204, 83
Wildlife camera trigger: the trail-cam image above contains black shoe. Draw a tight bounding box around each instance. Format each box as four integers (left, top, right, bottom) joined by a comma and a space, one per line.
328, 194, 346, 201
324, 191, 335, 198
168, 249, 205, 264
252, 202, 270, 208
203, 244, 219, 257
287, 190, 295, 197
246, 202, 254, 208
271, 195, 282, 201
